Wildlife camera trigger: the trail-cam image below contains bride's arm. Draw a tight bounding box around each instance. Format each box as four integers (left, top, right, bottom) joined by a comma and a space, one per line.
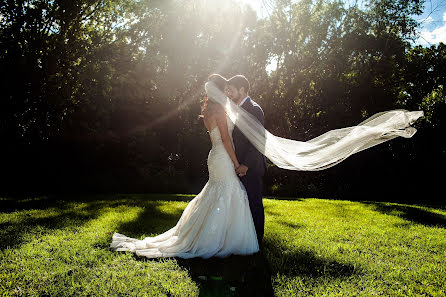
215, 107, 240, 169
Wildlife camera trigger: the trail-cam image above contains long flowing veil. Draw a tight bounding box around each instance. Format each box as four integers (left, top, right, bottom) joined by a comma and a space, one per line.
205, 81, 424, 171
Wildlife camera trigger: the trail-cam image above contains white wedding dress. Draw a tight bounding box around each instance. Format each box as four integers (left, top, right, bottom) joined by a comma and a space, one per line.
110, 118, 259, 258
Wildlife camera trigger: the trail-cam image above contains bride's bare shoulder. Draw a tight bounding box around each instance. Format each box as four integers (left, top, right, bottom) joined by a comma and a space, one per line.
205, 103, 224, 117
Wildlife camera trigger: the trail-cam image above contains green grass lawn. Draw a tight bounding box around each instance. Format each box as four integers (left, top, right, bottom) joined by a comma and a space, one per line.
1, 194, 445, 296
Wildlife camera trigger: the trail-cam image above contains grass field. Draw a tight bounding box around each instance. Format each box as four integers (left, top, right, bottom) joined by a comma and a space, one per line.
1, 194, 445, 296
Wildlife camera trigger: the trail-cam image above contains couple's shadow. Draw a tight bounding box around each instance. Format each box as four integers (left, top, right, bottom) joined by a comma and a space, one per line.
145, 251, 275, 297
178, 251, 274, 297
114, 201, 275, 296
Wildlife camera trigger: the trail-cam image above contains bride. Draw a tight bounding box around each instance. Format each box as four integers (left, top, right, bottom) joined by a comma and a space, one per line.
110, 74, 259, 258
110, 74, 423, 259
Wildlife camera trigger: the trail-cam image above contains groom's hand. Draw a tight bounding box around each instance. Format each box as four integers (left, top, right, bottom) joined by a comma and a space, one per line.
236, 164, 248, 177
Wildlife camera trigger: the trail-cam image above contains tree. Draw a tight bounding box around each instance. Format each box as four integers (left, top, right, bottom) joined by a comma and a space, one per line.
0, 0, 442, 201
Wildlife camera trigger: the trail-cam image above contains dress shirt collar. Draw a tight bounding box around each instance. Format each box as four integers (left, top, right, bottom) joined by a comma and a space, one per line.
239, 96, 249, 106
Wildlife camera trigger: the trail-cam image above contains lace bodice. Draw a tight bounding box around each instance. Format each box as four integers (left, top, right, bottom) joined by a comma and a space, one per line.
208, 117, 235, 147
207, 117, 237, 182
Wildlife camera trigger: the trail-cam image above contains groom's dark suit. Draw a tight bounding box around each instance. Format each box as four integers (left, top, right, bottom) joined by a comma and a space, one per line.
232, 97, 267, 246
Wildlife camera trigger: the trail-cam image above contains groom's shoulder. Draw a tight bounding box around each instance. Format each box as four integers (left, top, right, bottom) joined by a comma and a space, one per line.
246, 98, 264, 124
248, 97, 264, 114
247, 97, 262, 108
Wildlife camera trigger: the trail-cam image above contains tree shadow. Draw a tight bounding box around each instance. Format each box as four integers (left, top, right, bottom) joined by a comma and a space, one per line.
264, 202, 356, 282
348, 191, 446, 210
0, 195, 183, 251
0, 199, 106, 250
0, 193, 195, 214
274, 220, 303, 229
57, 193, 196, 203
264, 196, 304, 202
362, 201, 446, 228
264, 205, 305, 230
0, 195, 59, 213
112, 200, 185, 238
263, 236, 357, 280
264, 207, 282, 217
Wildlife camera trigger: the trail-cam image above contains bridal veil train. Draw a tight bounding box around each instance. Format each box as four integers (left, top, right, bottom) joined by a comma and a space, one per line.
110, 81, 423, 259
204, 82, 424, 171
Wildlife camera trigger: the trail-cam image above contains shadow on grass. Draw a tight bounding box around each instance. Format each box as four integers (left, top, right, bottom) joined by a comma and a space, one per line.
123, 252, 275, 297
0, 196, 60, 213
362, 201, 446, 228
274, 220, 303, 229
0, 193, 195, 214
0, 194, 188, 251
0, 199, 105, 250
113, 202, 275, 296
264, 205, 304, 229
112, 201, 185, 239
58, 193, 196, 203
263, 236, 357, 279
264, 196, 304, 202
176, 252, 275, 297
2, 194, 362, 296
117, 200, 353, 296
166, 233, 357, 297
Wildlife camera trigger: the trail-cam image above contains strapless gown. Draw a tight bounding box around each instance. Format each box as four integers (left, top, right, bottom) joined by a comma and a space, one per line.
110, 119, 259, 258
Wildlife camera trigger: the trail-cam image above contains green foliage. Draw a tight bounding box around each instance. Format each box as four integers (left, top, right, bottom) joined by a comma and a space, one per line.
400, 43, 446, 125
0, 0, 443, 199
259, 0, 424, 138
1, 195, 445, 296
420, 85, 446, 125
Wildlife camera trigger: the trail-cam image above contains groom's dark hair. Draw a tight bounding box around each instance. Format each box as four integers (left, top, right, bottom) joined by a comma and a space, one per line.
228, 75, 250, 94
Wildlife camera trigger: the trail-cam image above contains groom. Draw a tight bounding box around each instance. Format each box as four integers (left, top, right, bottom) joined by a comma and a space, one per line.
225, 75, 267, 246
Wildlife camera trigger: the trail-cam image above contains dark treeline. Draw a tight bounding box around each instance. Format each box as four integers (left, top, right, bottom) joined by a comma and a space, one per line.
1, 0, 444, 204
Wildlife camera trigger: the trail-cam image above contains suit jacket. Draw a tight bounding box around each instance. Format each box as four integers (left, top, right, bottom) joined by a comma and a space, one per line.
232, 97, 267, 177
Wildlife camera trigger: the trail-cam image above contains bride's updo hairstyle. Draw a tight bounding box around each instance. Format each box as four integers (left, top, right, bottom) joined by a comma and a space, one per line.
200, 74, 227, 118
207, 74, 227, 98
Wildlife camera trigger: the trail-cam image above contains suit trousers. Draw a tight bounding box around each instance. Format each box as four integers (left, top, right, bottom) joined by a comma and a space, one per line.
240, 174, 264, 246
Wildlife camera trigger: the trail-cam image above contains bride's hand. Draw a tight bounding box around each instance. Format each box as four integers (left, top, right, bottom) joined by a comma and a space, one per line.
236, 164, 248, 177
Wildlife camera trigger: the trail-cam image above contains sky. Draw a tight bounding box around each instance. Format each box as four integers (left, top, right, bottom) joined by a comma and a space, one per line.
240, 0, 446, 47
412, 0, 446, 46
